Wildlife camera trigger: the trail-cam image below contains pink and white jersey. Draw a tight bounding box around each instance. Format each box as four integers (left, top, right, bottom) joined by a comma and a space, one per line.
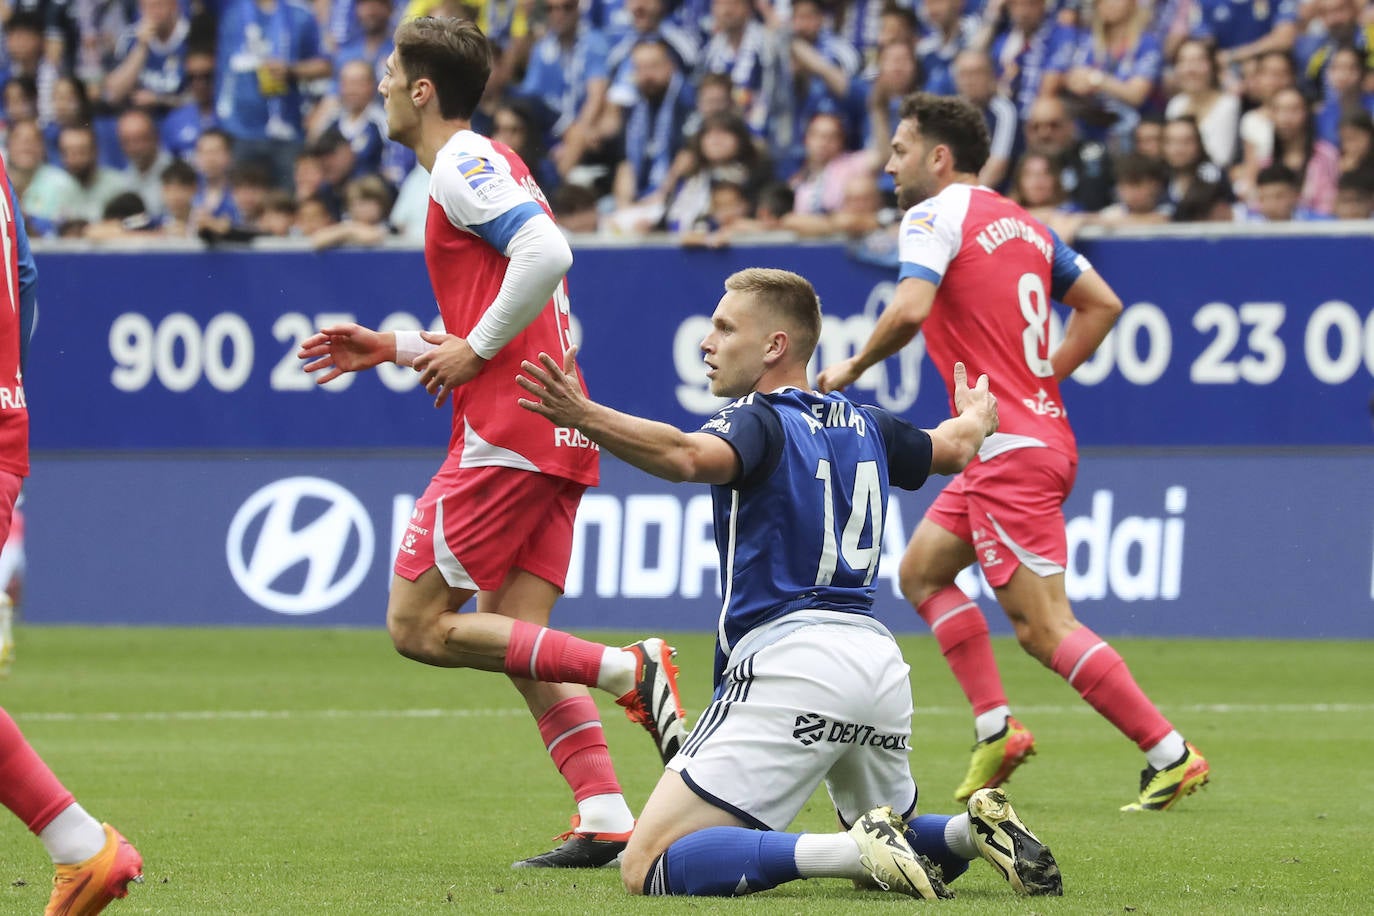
897, 183, 1091, 459
0, 163, 27, 479
424, 130, 597, 487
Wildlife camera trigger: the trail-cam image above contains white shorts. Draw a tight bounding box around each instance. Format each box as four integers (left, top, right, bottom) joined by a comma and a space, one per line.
668, 621, 916, 831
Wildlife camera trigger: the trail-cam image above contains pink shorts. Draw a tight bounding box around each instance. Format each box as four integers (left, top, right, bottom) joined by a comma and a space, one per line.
394, 462, 586, 592
925, 447, 1077, 588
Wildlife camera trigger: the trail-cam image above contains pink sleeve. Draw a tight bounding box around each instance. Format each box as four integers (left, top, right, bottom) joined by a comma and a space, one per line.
1303, 142, 1341, 215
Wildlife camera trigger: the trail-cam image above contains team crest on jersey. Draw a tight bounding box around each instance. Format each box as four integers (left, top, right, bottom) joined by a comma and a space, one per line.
904, 209, 937, 237
456, 156, 498, 190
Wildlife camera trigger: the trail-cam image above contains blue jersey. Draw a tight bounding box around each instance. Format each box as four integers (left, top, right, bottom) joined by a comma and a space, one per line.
1189, 0, 1297, 51
215, 0, 323, 142
111, 17, 192, 98
520, 25, 611, 139
700, 388, 933, 683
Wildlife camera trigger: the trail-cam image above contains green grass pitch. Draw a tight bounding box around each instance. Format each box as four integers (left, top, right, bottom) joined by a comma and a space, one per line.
0, 627, 1369, 914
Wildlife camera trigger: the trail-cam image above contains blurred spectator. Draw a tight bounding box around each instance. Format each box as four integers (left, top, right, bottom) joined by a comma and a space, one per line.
698, 0, 782, 138
1316, 43, 1374, 145
1239, 162, 1329, 220
84, 191, 160, 241
1009, 148, 1087, 238
1162, 113, 1223, 205
1023, 94, 1114, 210
1193, 0, 1299, 70
117, 108, 174, 215
5, 118, 77, 229
520, 0, 612, 179
310, 126, 354, 216
3, 75, 38, 127
681, 70, 736, 140
1333, 165, 1374, 217
192, 127, 240, 231
1338, 109, 1374, 172
678, 175, 752, 245
788, 111, 876, 216
663, 111, 770, 231
310, 58, 388, 178
56, 123, 128, 222
1093, 150, 1171, 224
782, 169, 894, 239
491, 97, 558, 194
388, 161, 429, 241
44, 75, 96, 166
335, 0, 395, 76
292, 144, 326, 204
258, 189, 298, 236
604, 0, 700, 118
917, 0, 980, 97
227, 159, 273, 230
864, 35, 921, 162
839, 0, 906, 69
296, 191, 337, 235
2, 14, 56, 126
1164, 37, 1240, 167
550, 182, 601, 234
1132, 112, 1163, 159
310, 173, 394, 247
1265, 85, 1340, 214
780, 0, 862, 173
157, 157, 198, 237
610, 38, 693, 223
753, 179, 794, 227
1293, 0, 1373, 93
161, 47, 221, 159
989, 0, 1077, 119
1235, 48, 1296, 196
215, 0, 332, 188
1047, 0, 1162, 150
1172, 175, 1236, 221
102, 0, 192, 111
953, 47, 1019, 189
866, 3, 919, 77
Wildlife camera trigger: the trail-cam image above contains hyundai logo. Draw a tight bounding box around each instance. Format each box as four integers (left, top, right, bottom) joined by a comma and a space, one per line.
226, 477, 374, 615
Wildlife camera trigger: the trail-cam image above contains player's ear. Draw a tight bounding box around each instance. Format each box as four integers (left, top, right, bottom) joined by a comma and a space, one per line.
764, 329, 788, 365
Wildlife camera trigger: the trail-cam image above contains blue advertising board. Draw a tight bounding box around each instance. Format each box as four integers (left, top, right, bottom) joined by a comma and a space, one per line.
27, 235, 1374, 450
20, 451, 1374, 638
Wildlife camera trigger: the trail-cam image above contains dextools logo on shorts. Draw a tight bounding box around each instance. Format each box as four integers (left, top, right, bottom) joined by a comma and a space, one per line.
792, 713, 908, 749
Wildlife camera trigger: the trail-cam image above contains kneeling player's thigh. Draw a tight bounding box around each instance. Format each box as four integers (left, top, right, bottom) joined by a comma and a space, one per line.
668, 652, 848, 831
822, 629, 917, 825
395, 466, 577, 592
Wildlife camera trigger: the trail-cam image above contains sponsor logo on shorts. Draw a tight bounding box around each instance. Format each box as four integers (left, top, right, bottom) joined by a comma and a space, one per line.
791, 713, 908, 750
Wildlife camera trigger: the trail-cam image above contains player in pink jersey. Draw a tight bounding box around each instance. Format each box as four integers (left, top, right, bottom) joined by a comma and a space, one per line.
819, 93, 1209, 812
297, 18, 688, 867
0, 162, 143, 914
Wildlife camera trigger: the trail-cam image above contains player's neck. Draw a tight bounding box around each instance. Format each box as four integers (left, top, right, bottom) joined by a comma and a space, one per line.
755, 367, 811, 396
935, 173, 982, 195
414, 116, 473, 172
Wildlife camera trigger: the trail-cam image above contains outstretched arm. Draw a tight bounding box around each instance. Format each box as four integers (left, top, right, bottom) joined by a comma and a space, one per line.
1053, 269, 1121, 381
816, 276, 936, 392
297, 323, 394, 384
517, 348, 741, 485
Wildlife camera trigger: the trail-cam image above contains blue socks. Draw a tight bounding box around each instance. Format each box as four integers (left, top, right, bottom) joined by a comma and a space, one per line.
644, 828, 801, 896
905, 814, 971, 882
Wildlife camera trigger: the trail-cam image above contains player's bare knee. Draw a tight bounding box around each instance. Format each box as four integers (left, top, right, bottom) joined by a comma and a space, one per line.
897, 552, 936, 604
618, 849, 650, 895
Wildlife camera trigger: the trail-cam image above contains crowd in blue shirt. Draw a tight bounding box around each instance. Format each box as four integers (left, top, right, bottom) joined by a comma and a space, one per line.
0, 0, 1371, 246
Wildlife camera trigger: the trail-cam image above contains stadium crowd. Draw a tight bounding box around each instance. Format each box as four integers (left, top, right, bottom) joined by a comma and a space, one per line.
3, 0, 1373, 247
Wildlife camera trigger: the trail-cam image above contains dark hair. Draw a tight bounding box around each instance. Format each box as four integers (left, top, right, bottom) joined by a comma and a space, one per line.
1337, 166, 1374, 194
229, 161, 273, 189
880, 2, 919, 35
494, 97, 547, 163
1172, 37, 1221, 89
1163, 114, 1207, 172
1114, 151, 1169, 185
1329, 42, 1369, 78
550, 182, 598, 218
311, 125, 352, 156
102, 191, 148, 221
262, 189, 299, 215
724, 268, 822, 362
160, 158, 198, 186
4, 12, 43, 34
1256, 162, 1301, 189
394, 17, 491, 120
756, 181, 795, 218
198, 127, 235, 151
3, 75, 38, 108
897, 92, 990, 173
1270, 87, 1317, 181
1172, 178, 1235, 222
692, 112, 763, 178
52, 75, 93, 127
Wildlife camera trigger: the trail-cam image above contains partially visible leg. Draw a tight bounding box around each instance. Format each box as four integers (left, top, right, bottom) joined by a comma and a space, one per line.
901, 493, 1034, 801
994, 567, 1209, 810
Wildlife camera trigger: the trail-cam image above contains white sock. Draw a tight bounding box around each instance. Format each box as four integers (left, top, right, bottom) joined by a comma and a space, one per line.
974, 706, 1011, 743
795, 833, 863, 878
39, 803, 107, 865
944, 813, 978, 859
576, 792, 635, 835
595, 648, 636, 696
1145, 731, 1187, 771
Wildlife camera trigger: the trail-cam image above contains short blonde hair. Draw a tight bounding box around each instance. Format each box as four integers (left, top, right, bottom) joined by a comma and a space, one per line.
724, 268, 822, 362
